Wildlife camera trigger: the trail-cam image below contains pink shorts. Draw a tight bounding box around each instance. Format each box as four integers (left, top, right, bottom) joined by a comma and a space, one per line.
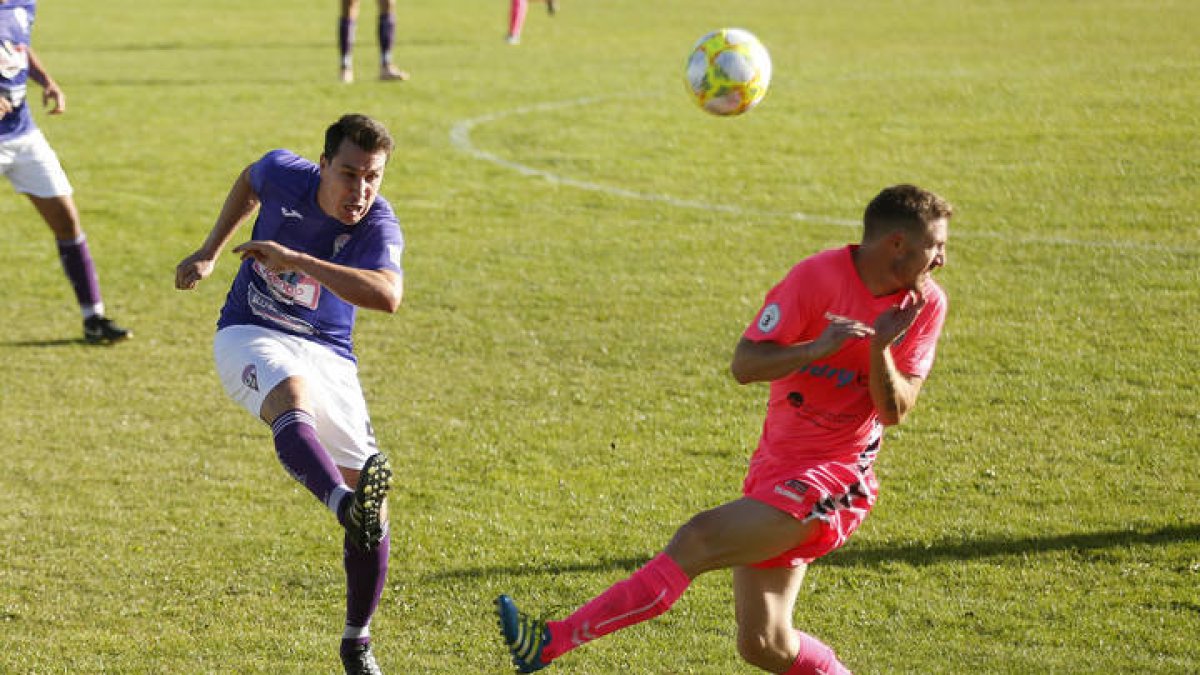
742, 458, 879, 568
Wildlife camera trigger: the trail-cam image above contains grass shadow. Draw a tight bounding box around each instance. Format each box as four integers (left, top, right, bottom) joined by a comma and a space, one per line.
825, 523, 1200, 569
427, 524, 1200, 581
3, 337, 87, 347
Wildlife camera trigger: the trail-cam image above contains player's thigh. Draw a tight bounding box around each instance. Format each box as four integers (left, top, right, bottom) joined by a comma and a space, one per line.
7, 130, 73, 200
259, 375, 313, 424
213, 325, 312, 421
305, 343, 379, 471
667, 497, 821, 575
743, 459, 878, 568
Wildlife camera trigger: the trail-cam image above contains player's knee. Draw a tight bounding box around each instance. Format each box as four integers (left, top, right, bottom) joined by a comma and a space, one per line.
666, 512, 726, 574
34, 197, 81, 240
735, 627, 794, 672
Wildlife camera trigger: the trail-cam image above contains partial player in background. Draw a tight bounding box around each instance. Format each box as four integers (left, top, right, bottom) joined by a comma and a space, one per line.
505, 0, 557, 45
175, 114, 404, 675
339, 0, 409, 83
0, 0, 129, 343
495, 185, 953, 674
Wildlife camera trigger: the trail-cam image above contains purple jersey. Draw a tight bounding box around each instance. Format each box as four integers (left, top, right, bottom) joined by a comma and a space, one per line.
0, 0, 36, 142
217, 149, 405, 362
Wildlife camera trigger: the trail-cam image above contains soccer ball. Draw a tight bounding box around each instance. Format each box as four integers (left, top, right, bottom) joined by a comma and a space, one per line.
685, 28, 772, 116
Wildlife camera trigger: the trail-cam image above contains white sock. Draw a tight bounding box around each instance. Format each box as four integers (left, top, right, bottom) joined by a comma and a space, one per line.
327, 485, 353, 517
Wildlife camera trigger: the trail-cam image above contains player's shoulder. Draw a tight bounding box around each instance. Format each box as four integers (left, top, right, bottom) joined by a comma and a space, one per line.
917, 277, 948, 325
256, 148, 315, 173
363, 195, 401, 230
1, 0, 38, 21
781, 246, 849, 285
251, 149, 317, 193
922, 276, 948, 307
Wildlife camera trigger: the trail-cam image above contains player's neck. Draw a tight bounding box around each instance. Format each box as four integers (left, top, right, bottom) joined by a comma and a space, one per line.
851, 244, 903, 297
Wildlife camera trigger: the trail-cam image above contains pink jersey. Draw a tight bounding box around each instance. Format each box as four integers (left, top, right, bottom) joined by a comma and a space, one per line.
743, 245, 947, 467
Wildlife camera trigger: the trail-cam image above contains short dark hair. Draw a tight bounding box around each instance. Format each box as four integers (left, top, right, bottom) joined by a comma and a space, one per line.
323, 114, 394, 161
862, 184, 954, 241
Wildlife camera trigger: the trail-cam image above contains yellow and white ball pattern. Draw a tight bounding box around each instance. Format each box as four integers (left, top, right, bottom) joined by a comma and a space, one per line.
685, 28, 772, 116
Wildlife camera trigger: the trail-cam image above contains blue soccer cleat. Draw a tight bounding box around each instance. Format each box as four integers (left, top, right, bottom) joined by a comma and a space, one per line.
495, 594, 551, 672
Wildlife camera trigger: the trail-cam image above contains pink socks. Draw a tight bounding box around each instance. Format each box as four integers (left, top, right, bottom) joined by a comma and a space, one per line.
543, 552, 691, 661
784, 631, 852, 675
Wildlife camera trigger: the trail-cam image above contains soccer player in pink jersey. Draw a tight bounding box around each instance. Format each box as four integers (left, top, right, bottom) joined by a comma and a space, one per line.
496, 184, 953, 674
339, 0, 409, 83
505, 0, 557, 45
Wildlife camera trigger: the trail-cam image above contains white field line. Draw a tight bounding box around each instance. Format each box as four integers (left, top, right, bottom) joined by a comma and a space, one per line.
450, 97, 1195, 254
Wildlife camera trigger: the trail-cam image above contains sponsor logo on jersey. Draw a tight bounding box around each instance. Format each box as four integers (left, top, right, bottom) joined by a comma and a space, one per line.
795, 361, 865, 388
247, 284, 316, 334
280, 206, 304, 220
0, 82, 25, 107
0, 39, 29, 80
252, 261, 320, 309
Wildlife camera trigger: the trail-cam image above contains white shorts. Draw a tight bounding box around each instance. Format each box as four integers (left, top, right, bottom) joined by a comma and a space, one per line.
214, 324, 379, 470
0, 129, 73, 198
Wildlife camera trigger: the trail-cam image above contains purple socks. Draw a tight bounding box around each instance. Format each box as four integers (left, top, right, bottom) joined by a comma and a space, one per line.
272, 410, 387, 645
338, 17, 355, 69
344, 530, 390, 637
56, 236, 102, 317
378, 13, 396, 65
271, 409, 348, 512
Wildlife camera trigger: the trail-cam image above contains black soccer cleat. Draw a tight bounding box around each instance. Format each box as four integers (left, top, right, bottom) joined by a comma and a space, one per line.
341, 453, 393, 551
341, 641, 383, 675
83, 315, 131, 344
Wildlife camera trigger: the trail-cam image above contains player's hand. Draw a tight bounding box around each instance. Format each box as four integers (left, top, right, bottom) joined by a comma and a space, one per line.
872, 289, 926, 347
233, 240, 303, 274
813, 312, 875, 359
42, 82, 65, 115
175, 250, 217, 290
0, 96, 11, 116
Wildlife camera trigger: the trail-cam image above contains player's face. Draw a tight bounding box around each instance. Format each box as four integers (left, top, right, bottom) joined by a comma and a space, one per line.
318, 140, 388, 226
892, 217, 948, 291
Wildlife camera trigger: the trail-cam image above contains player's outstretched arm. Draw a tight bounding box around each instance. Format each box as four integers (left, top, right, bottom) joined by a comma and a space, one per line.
233, 240, 403, 313
731, 313, 874, 384
25, 47, 65, 114
175, 166, 260, 290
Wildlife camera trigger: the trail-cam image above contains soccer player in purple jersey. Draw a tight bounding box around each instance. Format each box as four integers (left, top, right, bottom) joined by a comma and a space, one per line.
495, 185, 953, 674
0, 0, 129, 343
175, 114, 405, 675
339, 0, 409, 83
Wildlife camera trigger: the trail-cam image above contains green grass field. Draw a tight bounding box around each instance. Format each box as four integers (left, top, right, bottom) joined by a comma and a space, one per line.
1, 0, 1197, 672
